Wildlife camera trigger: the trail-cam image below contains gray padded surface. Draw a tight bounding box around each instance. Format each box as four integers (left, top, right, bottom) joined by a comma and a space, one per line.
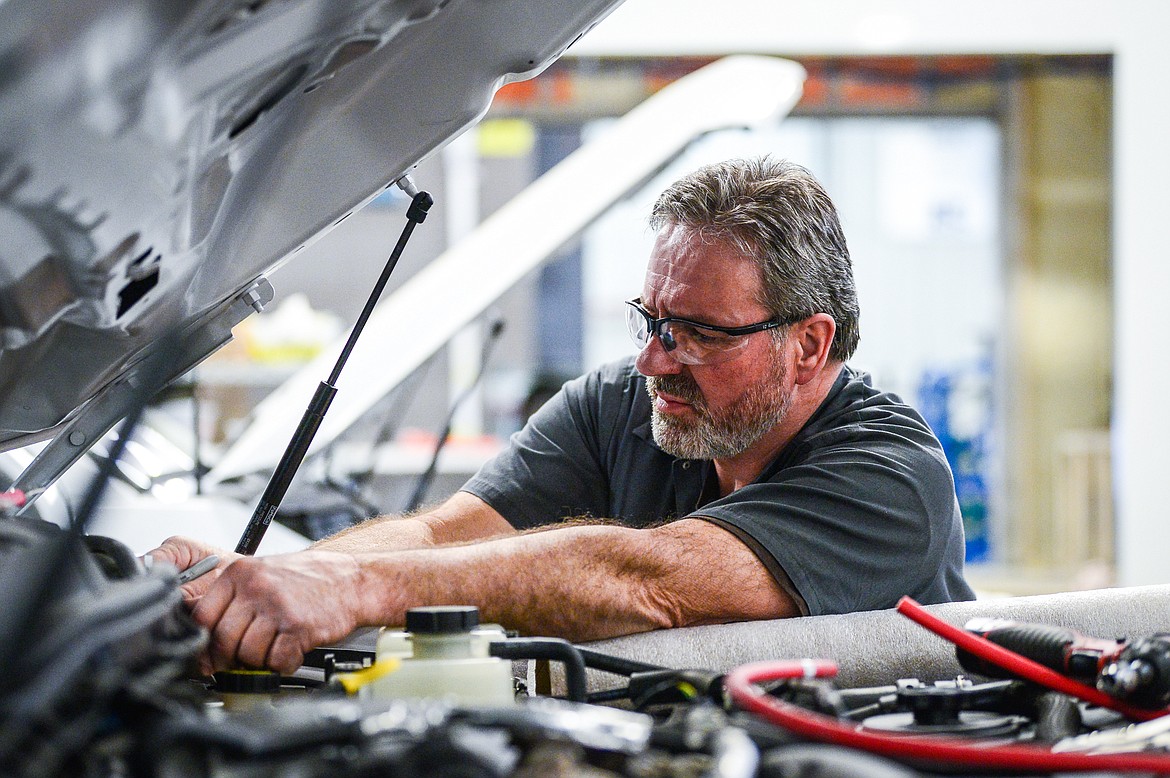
581, 585, 1170, 691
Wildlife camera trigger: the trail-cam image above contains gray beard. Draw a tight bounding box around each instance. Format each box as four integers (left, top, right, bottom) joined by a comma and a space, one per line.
645, 356, 792, 460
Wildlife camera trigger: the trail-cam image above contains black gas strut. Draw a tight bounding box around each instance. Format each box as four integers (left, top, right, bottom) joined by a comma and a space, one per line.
235, 178, 433, 555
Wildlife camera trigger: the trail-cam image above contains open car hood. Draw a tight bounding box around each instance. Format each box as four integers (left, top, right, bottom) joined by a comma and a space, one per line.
0, 0, 624, 497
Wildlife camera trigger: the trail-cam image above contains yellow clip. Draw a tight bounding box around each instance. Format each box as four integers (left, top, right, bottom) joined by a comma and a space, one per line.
334, 657, 402, 694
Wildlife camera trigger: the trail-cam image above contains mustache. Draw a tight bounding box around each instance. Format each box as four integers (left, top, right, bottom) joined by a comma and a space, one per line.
646, 373, 704, 405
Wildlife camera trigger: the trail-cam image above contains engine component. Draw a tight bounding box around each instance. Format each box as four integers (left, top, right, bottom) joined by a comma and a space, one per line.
1098, 634, 1170, 708
0, 519, 204, 778
858, 678, 1027, 737
960, 617, 1128, 682
372, 605, 515, 706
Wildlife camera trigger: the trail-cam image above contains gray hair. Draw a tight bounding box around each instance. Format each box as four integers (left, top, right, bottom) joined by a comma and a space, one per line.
649, 156, 860, 362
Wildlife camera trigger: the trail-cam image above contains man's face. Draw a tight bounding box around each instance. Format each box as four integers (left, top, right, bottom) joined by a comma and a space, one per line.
636, 224, 795, 461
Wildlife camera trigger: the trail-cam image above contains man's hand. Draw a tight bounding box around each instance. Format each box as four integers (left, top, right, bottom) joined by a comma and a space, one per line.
148, 536, 239, 602
191, 550, 367, 675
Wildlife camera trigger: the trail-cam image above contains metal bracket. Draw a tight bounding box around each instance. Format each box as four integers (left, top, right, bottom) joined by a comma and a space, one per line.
8, 280, 274, 509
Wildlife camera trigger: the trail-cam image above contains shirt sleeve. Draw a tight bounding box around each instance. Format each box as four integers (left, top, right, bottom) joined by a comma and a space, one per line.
460, 369, 610, 529
690, 420, 970, 617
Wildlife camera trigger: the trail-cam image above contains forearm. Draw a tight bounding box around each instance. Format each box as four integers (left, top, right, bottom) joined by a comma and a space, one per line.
313, 491, 516, 553
351, 519, 795, 643
312, 514, 435, 553
185, 517, 796, 674
353, 527, 663, 641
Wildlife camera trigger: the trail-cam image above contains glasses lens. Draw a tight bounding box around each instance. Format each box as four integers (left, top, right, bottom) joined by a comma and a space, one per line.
668, 322, 739, 363
626, 302, 651, 348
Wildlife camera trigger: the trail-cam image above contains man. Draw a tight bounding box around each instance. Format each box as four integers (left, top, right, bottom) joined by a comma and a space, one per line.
154, 157, 974, 675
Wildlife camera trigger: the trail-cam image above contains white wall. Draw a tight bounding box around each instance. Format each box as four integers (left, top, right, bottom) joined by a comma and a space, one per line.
572, 0, 1170, 586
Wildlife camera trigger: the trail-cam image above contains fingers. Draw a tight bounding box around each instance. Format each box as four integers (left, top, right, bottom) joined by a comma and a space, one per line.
146, 535, 229, 572
191, 570, 240, 672
266, 633, 306, 676
236, 615, 280, 670
187, 553, 358, 674
144, 537, 197, 572
202, 611, 302, 675
178, 557, 231, 601
192, 560, 280, 672
146, 537, 240, 601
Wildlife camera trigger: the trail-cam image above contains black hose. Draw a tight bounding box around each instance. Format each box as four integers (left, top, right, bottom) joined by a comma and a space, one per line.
1033, 692, 1082, 743
587, 686, 634, 704
576, 647, 666, 676
489, 638, 587, 703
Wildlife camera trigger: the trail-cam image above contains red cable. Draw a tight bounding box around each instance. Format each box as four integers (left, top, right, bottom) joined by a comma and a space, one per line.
725, 660, 1170, 773
896, 596, 1166, 722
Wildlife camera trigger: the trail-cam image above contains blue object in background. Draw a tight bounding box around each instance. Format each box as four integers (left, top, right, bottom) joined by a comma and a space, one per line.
917, 365, 993, 564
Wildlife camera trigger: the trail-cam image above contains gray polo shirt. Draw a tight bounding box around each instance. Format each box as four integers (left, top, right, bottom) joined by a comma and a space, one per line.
461, 357, 974, 616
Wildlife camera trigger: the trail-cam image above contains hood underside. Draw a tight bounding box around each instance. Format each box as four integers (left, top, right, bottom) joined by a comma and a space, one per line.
0, 0, 624, 492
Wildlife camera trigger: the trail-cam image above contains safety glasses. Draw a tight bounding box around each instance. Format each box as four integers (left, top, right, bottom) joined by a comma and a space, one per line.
624, 298, 793, 365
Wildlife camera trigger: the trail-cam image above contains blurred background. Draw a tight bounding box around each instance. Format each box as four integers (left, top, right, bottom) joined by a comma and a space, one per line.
182, 0, 1165, 596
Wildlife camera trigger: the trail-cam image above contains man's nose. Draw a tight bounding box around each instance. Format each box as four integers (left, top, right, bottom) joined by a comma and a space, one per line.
634, 331, 683, 376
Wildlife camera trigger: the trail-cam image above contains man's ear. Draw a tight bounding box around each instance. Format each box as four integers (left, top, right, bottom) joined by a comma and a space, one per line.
790, 313, 836, 385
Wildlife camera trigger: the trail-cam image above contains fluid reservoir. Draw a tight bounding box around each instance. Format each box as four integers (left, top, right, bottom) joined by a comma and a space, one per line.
371, 605, 514, 706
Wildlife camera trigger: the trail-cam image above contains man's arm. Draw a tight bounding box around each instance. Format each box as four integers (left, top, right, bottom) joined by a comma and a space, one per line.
191, 517, 798, 674
311, 491, 516, 552
148, 491, 515, 604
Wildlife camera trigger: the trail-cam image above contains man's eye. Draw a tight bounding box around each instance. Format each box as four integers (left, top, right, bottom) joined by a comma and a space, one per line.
679, 324, 730, 345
